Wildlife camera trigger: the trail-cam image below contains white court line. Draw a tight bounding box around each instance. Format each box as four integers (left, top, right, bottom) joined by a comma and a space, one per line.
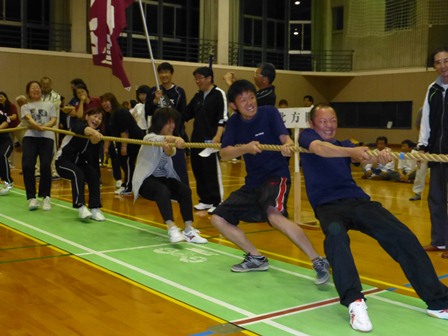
369, 293, 427, 314
0, 210, 315, 335
0, 212, 256, 316
3, 192, 425, 335
6, 190, 326, 283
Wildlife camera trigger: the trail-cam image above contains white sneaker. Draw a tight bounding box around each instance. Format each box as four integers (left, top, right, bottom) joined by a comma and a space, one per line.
0, 183, 9, 196
168, 226, 185, 243
207, 206, 216, 214
114, 186, 125, 194
29, 198, 39, 211
194, 202, 213, 210
115, 179, 122, 189
91, 208, 105, 221
114, 187, 132, 195
78, 205, 92, 221
348, 299, 373, 332
427, 308, 448, 319
42, 196, 51, 211
182, 229, 208, 244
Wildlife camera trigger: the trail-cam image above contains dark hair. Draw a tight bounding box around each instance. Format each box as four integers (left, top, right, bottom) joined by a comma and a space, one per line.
0, 91, 11, 112
136, 85, 151, 102
193, 66, 214, 82
428, 46, 448, 67
74, 83, 90, 97
257, 62, 276, 84
376, 136, 388, 144
100, 92, 121, 110
227, 79, 256, 104
148, 107, 178, 134
309, 103, 333, 122
70, 78, 86, 99
401, 139, 416, 148
278, 99, 288, 106
158, 62, 174, 73
71, 78, 85, 86
85, 107, 104, 128
25, 80, 41, 96
304, 95, 314, 103
85, 107, 103, 117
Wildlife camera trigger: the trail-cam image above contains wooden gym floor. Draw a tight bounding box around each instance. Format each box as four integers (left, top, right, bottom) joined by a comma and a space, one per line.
0, 149, 447, 335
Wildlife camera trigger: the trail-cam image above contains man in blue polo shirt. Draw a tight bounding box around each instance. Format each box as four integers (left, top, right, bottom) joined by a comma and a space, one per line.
299, 103, 448, 332
211, 79, 330, 286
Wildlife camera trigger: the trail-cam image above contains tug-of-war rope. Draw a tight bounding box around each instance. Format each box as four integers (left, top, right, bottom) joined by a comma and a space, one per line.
3, 126, 448, 163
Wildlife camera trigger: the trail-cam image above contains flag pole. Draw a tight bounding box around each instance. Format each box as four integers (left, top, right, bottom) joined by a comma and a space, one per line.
137, 0, 160, 90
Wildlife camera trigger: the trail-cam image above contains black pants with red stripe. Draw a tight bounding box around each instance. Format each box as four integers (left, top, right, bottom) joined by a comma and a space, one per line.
213, 176, 290, 226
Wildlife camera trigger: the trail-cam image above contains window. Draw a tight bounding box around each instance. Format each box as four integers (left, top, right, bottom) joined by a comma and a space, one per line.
123, 0, 201, 62
331, 101, 412, 129
332, 6, 344, 31
0, 0, 21, 21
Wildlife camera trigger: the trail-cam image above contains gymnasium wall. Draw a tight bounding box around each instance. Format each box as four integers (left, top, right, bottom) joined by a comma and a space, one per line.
0, 47, 437, 145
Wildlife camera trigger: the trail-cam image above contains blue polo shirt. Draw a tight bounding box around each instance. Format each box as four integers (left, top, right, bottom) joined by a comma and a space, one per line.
298, 128, 369, 209
221, 105, 290, 189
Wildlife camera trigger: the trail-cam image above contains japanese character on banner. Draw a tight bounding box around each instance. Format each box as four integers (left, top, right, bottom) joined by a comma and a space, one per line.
89, 0, 134, 89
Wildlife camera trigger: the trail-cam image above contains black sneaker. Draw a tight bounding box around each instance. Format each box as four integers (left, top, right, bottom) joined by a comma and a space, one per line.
313, 257, 330, 285
231, 253, 269, 272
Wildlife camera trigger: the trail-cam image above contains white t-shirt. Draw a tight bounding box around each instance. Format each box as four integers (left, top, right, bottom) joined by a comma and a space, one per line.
21, 100, 56, 140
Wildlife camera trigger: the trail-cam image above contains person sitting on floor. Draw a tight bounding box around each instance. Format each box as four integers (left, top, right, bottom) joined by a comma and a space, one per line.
362, 136, 399, 181
397, 139, 418, 183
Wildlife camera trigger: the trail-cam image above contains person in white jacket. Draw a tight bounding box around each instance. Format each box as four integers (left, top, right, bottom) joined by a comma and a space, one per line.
133, 107, 207, 244
362, 136, 399, 181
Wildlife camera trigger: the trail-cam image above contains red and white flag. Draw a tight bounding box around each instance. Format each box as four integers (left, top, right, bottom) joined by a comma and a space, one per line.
89, 0, 134, 89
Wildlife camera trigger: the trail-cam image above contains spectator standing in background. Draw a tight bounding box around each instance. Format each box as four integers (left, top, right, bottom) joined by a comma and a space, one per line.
185, 67, 228, 213
146, 62, 190, 185
224, 62, 277, 107
303, 95, 314, 108
417, 46, 448, 258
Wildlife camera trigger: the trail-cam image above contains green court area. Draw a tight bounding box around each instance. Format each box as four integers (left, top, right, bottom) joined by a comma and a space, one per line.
1, 190, 447, 335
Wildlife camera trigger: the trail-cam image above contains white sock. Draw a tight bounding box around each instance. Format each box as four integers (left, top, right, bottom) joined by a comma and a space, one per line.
166, 220, 176, 229
184, 221, 193, 232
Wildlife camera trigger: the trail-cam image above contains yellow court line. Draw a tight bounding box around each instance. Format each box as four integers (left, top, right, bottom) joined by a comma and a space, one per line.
0, 223, 257, 335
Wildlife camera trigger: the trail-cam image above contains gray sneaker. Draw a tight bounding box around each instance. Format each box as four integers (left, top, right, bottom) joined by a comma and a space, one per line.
313, 257, 331, 285
231, 253, 269, 272
409, 193, 421, 201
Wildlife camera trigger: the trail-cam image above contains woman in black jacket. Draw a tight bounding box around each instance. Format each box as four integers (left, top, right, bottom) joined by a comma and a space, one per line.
55, 108, 105, 221
101, 92, 144, 196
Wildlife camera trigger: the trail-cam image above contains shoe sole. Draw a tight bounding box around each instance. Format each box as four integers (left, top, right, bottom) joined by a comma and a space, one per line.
427, 311, 448, 319
314, 272, 331, 285
169, 237, 185, 243
185, 238, 208, 244
231, 266, 269, 273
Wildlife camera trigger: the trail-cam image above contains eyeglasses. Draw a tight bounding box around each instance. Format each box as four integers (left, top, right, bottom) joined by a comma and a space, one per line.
434, 58, 448, 67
